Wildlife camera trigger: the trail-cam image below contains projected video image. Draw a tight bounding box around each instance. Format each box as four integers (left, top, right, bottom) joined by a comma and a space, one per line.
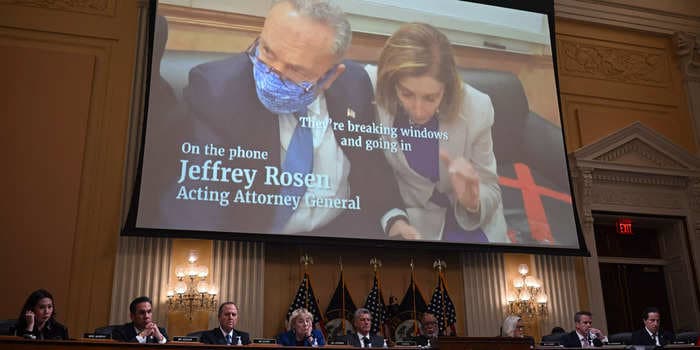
133, 0, 581, 249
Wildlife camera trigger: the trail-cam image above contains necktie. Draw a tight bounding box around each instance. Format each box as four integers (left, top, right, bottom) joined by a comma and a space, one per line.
272, 116, 313, 232
652, 334, 658, 346
226, 334, 232, 345
582, 336, 591, 347
363, 336, 371, 348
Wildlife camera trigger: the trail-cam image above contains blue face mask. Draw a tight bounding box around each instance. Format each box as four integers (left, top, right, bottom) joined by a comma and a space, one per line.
249, 46, 336, 115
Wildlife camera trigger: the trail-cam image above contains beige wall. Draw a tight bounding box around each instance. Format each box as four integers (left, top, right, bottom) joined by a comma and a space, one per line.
1, 0, 697, 338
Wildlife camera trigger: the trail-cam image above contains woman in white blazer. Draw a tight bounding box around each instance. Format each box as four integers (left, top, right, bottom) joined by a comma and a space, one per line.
364, 23, 507, 243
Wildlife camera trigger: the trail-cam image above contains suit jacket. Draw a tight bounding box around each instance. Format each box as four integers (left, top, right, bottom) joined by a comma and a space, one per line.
559, 330, 603, 348
152, 53, 404, 238
16, 318, 69, 340
629, 328, 675, 346
200, 327, 251, 345
111, 322, 168, 343
336, 332, 384, 347
277, 329, 326, 346
364, 65, 507, 243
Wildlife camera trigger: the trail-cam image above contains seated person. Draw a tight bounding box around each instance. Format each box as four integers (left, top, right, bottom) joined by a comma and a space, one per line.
277, 308, 325, 346
112, 296, 167, 343
500, 315, 524, 337
15, 289, 69, 340
336, 308, 384, 347
629, 307, 675, 346
200, 302, 251, 345
365, 22, 507, 243
414, 312, 440, 346
560, 311, 605, 348
499, 315, 534, 346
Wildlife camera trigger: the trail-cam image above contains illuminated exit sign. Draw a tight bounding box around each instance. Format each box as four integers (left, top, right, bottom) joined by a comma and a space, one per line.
616, 218, 633, 235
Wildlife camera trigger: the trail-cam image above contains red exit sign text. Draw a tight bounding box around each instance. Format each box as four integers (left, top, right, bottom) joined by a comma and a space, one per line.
616, 218, 633, 235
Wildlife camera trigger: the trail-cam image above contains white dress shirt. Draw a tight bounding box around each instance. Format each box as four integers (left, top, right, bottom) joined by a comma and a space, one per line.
356, 332, 372, 348
645, 328, 660, 346
277, 94, 401, 234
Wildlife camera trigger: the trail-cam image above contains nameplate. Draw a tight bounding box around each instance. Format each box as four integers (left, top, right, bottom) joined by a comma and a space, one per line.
604, 342, 623, 345
671, 340, 691, 345
329, 341, 348, 345
253, 338, 277, 344
83, 333, 110, 339
173, 336, 199, 342
396, 341, 417, 346
539, 341, 560, 346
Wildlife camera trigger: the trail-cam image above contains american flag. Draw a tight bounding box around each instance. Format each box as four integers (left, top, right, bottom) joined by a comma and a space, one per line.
427, 272, 457, 335
364, 274, 388, 335
287, 272, 324, 327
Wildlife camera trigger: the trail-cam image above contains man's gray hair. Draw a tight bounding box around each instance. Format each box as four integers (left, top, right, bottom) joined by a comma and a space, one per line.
354, 308, 372, 320
274, 0, 352, 58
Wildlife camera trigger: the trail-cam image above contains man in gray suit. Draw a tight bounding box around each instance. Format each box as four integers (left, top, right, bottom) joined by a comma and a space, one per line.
337, 308, 384, 347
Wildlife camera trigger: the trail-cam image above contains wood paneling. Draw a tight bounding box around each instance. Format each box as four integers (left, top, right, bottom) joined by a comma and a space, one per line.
0, 42, 93, 323
556, 18, 696, 153
0, 0, 140, 336
263, 244, 465, 338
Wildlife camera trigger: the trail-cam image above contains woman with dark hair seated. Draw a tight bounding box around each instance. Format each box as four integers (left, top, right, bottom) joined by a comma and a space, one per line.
15, 289, 69, 340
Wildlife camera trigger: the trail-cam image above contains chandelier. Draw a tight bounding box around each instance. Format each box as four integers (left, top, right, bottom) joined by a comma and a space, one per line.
505, 264, 548, 318
166, 253, 217, 320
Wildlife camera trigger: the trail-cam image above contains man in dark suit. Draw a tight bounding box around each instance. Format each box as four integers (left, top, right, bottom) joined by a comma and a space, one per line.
559, 311, 605, 348
157, 0, 418, 240
337, 308, 384, 347
629, 307, 675, 346
200, 302, 251, 345
414, 312, 439, 346
112, 296, 168, 343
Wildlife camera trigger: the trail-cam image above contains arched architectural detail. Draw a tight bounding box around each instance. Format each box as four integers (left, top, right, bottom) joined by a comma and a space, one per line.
570, 121, 700, 332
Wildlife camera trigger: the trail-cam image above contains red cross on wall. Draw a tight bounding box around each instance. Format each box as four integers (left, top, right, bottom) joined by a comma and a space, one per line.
498, 163, 572, 242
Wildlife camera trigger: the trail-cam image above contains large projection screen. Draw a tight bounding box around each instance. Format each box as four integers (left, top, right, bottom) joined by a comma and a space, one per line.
125, 0, 587, 254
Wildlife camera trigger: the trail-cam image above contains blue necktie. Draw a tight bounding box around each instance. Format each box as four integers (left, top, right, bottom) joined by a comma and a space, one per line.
226, 334, 232, 345
272, 117, 313, 232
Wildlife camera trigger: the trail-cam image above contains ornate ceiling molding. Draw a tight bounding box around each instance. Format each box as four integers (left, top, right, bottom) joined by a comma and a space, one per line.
555, 0, 700, 36
673, 31, 700, 82
557, 38, 668, 86
572, 122, 700, 177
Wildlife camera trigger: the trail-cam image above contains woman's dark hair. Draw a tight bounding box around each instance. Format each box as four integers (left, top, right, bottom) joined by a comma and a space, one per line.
16, 289, 56, 332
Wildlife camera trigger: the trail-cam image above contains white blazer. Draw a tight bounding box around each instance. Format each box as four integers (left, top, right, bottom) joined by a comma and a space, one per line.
364, 65, 507, 242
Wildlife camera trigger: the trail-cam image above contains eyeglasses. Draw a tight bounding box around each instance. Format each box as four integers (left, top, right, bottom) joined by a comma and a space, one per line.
246, 38, 319, 93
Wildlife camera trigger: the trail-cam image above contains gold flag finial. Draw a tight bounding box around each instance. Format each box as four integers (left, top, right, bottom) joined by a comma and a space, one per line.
370, 257, 382, 272
300, 253, 314, 270
433, 259, 446, 272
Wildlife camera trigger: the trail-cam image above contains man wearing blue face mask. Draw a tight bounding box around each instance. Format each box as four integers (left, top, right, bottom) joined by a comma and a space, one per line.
176, 0, 420, 240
